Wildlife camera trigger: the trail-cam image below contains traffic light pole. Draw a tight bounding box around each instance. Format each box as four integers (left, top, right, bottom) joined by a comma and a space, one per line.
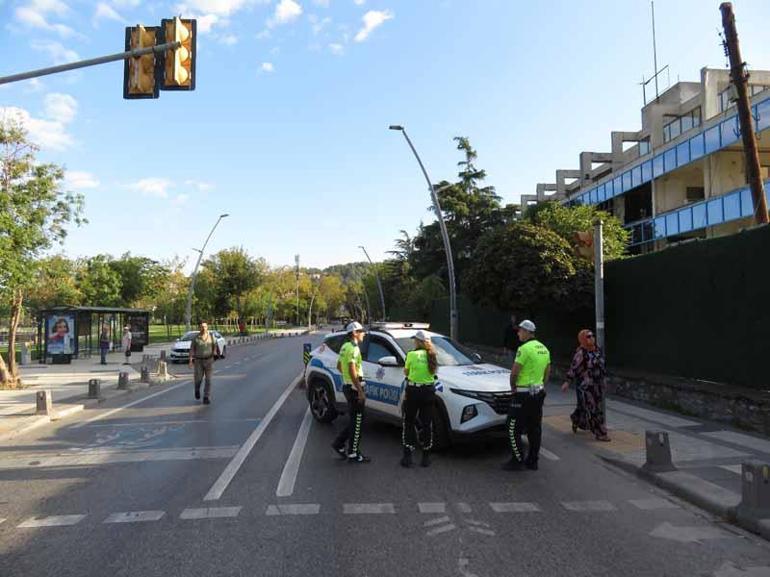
0, 41, 181, 86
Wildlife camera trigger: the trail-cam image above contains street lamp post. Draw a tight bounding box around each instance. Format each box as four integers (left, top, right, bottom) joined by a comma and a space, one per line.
184, 213, 229, 332
359, 245, 386, 321
389, 125, 459, 341
307, 274, 321, 331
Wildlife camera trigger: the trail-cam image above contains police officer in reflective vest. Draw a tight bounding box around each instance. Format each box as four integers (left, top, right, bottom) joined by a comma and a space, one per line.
401, 330, 438, 468
503, 320, 551, 471
332, 322, 371, 464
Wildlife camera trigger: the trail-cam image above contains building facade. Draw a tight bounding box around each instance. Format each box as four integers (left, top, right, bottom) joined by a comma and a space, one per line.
526, 67, 770, 253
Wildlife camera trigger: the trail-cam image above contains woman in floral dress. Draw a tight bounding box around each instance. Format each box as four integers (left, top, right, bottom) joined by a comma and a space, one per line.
561, 329, 610, 442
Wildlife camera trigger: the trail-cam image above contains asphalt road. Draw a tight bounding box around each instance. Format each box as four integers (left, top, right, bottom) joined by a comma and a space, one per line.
1, 333, 770, 577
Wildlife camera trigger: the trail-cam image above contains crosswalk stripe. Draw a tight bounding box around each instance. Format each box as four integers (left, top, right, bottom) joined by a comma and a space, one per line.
490, 502, 541, 513
455, 502, 472, 513
628, 498, 680, 511
562, 500, 616, 512
426, 524, 456, 536
423, 516, 451, 527
180, 507, 241, 520
719, 464, 742, 475
266, 504, 320, 516
343, 503, 395, 514
18, 515, 86, 528
104, 511, 165, 524
539, 448, 560, 461
418, 502, 446, 514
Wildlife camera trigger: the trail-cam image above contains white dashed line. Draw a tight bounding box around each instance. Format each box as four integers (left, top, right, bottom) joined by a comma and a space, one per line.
418, 502, 446, 514
266, 504, 320, 516
562, 500, 616, 512
423, 516, 451, 527
18, 515, 86, 528
629, 498, 680, 510
104, 511, 165, 524
276, 407, 313, 497
719, 464, 742, 475
490, 502, 541, 513
455, 502, 472, 513
539, 448, 560, 461
468, 526, 496, 536
343, 503, 396, 514
426, 523, 456, 536
180, 507, 242, 520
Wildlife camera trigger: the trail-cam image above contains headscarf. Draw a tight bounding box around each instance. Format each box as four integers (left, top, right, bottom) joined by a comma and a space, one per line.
578, 329, 596, 352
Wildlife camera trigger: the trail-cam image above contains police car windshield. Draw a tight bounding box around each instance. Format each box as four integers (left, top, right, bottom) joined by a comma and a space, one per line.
396, 336, 475, 366
179, 331, 198, 341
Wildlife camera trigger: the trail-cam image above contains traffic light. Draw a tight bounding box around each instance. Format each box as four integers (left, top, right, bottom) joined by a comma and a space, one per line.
123, 25, 160, 99
161, 17, 196, 91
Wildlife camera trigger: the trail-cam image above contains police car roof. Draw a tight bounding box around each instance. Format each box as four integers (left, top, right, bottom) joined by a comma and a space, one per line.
367, 322, 430, 330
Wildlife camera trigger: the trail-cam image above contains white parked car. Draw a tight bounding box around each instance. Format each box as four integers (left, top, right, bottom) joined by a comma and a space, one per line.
304, 323, 512, 448
169, 330, 227, 363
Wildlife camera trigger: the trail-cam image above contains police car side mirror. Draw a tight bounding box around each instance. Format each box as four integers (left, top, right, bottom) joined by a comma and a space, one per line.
378, 356, 399, 367
472, 353, 482, 363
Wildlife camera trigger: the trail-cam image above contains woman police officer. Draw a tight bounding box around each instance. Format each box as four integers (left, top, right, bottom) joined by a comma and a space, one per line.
401, 330, 439, 468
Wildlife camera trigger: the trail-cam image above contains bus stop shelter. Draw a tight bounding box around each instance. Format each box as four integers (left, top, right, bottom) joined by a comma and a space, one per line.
36, 306, 150, 364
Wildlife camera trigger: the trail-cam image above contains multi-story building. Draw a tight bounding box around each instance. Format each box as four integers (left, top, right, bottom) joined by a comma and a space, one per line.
526, 67, 770, 253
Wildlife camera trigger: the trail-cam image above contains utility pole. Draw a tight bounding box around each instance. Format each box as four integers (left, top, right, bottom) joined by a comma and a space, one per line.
359, 245, 386, 321
594, 219, 606, 417
720, 2, 769, 225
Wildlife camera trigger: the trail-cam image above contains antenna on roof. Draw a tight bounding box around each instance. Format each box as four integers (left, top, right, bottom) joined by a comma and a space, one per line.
639, 1, 669, 105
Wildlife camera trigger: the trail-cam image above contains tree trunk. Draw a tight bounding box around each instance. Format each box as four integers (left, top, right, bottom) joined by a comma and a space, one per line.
7, 289, 22, 384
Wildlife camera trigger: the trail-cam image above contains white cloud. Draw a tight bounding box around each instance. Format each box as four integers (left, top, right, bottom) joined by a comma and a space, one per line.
312, 0, 329, 6
260, 62, 274, 73
354, 9, 392, 42
353, 0, 365, 4
172, 193, 190, 206
328, 42, 344, 56
15, 0, 76, 38
268, 0, 302, 27
194, 13, 220, 33
177, 0, 249, 16
219, 33, 238, 45
184, 179, 214, 192
93, 2, 124, 25
31, 40, 80, 65
112, 0, 141, 6
309, 14, 331, 35
128, 178, 173, 198
65, 171, 100, 190
0, 106, 74, 151
43, 93, 77, 124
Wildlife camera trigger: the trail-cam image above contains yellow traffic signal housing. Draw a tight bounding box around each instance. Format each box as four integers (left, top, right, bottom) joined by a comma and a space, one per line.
123, 25, 160, 99
161, 17, 196, 91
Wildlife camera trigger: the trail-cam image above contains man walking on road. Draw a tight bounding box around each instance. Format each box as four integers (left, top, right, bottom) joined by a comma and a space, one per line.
121, 326, 132, 365
189, 321, 219, 405
503, 319, 550, 471
332, 321, 371, 464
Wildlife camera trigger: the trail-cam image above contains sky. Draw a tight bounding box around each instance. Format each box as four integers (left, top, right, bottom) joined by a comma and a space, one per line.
2, 0, 770, 271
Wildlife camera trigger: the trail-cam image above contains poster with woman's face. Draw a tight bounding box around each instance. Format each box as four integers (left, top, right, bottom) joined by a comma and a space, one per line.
46, 314, 75, 355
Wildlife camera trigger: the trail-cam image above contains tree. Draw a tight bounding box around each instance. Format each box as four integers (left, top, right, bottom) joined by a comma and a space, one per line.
109, 253, 170, 307
201, 248, 264, 319
76, 255, 123, 306
524, 201, 629, 261
0, 118, 84, 386
26, 255, 82, 311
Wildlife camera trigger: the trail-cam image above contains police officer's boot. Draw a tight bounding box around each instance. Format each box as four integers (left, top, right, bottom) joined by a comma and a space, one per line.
420, 449, 431, 468
400, 447, 413, 468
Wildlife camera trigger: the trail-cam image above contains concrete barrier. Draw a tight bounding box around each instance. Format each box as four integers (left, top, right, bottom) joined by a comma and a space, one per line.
159, 349, 166, 361
36, 390, 52, 415
140, 366, 150, 383
118, 371, 130, 390
736, 461, 770, 531
88, 378, 101, 399
641, 430, 676, 473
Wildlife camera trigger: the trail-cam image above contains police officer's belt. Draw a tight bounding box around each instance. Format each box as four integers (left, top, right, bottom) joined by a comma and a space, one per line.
516, 385, 544, 394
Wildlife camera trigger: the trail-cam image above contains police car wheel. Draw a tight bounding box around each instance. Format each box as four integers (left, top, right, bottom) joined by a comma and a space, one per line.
432, 403, 451, 450
309, 380, 337, 423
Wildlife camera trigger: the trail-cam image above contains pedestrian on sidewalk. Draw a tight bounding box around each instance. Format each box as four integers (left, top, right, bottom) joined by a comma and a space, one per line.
561, 329, 610, 442
503, 320, 550, 471
400, 330, 438, 468
121, 326, 132, 365
189, 321, 219, 405
502, 314, 520, 367
331, 321, 370, 464
99, 325, 110, 365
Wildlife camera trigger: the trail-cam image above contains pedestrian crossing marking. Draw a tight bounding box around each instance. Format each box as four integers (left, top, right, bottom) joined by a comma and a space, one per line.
343, 503, 395, 514
18, 515, 86, 528
180, 507, 241, 520
629, 498, 680, 511
418, 502, 446, 514
490, 502, 541, 513
423, 516, 451, 527
266, 504, 320, 516
426, 523, 456, 536
104, 511, 165, 524
562, 500, 616, 512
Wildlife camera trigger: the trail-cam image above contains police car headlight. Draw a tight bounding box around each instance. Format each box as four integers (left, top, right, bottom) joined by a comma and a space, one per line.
461, 404, 478, 423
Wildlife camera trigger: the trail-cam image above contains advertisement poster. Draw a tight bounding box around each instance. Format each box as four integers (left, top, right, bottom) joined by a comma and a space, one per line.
46, 314, 76, 355
126, 314, 148, 349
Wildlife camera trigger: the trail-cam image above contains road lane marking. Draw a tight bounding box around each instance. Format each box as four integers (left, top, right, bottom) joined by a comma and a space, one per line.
266, 504, 320, 516
423, 516, 451, 527
18, 515, 86, 528
180, 507, 241, 520
204, 373, 303, 501
490, 502, 541, 513
628, 498, 680, 510
562, 500, 616, 512
73, 380, 191, 429
426, 524, 456, 536
276, 407, 313, 497
455, 502, 472, 513
539, 448, 560, 461
719, 464, 743, 475
418, 502, 446, 514
104, 511, 165, 524
0, 518, 6, 525
468, 526, 496, 536
85, 418, 260, 428
343, 503, 396, 514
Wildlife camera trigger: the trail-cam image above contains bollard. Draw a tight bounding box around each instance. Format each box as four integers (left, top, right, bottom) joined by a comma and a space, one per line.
118, 371, 130, 390
36, 390, 53, 416
159, 349, 166, 361
641, 430, 676, 473
88, 378, 101, 399
140, 366, 150, 383
157, 360, 169, 380
303, 343, 312, 366
736, 461, 770, 529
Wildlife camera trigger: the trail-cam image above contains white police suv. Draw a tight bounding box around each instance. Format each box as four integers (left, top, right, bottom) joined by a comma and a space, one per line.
304, 323, 512, 448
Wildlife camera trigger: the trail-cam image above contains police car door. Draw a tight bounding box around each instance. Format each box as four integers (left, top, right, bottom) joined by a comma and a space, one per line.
362, 335, 403, 418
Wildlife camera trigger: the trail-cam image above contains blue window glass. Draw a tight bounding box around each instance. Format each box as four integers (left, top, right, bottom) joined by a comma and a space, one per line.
704, 125, 721, 153
663, 148, 677, 171
605, 179, 614, 198
757, 98, 770, 131
676, 141, 690, 166
690, 133, 705, 160
707, 197, 723, 224
641, 160, 652, 182
631, 165, 642, 186
589, 188, 597, 204
598, 184, 606, 202
679, 207, 693, 232
622, 171, 631, 192
723, 191, 741, 221
665, 213, 679, 236
652, 154, 664, 177
612, 177, 622, 196
721, 118, 739, 146
653, 216, 666, 238
692, 203, 707, 229
741, 187, 754, 217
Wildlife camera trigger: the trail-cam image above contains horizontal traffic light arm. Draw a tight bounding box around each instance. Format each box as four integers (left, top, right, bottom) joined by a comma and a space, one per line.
0, 41, 182, 86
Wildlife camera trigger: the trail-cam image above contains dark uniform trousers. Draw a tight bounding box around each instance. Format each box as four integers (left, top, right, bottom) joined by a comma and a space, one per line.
507, 389, 546, 464
194, 357, 214, 398
402, 384, 436, 451
334, 384, 366, 456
